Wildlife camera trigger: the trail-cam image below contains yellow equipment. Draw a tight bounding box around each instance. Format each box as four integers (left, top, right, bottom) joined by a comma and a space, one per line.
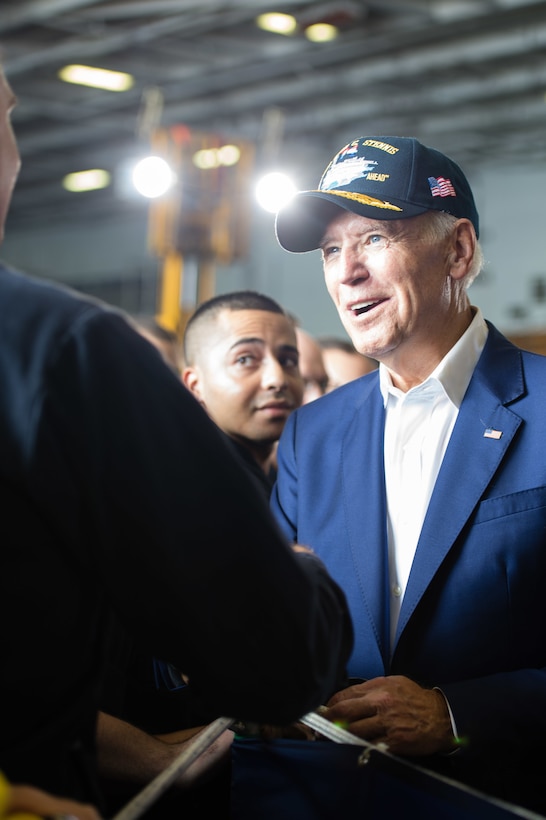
147, 125, 255, 340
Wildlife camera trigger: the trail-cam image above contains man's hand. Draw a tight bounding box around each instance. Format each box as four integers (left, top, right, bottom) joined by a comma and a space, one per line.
324, 675, 456, 757
292, 544, 315, 555
3, 781, 101, 819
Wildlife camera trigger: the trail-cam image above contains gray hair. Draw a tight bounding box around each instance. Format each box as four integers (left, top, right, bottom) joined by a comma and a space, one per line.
419, 211, 484, 287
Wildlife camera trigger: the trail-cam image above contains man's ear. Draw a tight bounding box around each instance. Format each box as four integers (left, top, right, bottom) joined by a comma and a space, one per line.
182, 366, 204, 403
448, 219, 476, 281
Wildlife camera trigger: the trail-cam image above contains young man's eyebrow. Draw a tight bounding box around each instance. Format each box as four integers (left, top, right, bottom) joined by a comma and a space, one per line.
228, 337, 265, 350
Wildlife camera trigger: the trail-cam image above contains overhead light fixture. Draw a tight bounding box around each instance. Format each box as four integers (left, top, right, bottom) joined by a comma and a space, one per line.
255, 171, 297, 214
193, 144, 241, 170
62, 169, 111, 192
256, 12, 297, 35
58, 64, 134, 92
305, 23, 339, 42
132, 156, 176, 199
299, 2, 362, 40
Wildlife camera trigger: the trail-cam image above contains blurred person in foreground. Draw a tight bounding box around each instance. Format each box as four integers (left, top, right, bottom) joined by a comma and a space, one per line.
318, 335, 377, 391
272, 134, 546, 813
134, 316, 183, 375
0, 771, 99, 820
99, 291, 305, 816
0, 62, 353, 813
293, 325, 329, 403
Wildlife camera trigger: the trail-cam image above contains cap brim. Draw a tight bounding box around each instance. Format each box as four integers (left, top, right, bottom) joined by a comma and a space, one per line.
275, 190, 428, 253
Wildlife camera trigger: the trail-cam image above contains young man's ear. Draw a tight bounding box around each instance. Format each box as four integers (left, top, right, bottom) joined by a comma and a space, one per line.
182, 367, 203, 403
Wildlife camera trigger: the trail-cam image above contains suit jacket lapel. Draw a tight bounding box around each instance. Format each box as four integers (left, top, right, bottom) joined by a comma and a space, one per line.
394, 327, 524, 648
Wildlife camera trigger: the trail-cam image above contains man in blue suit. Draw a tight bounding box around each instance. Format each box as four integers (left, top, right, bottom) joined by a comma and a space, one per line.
273, 136, 546, 813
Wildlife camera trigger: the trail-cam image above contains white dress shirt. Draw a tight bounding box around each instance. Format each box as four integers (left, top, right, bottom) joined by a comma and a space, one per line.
380, 307, 488, 649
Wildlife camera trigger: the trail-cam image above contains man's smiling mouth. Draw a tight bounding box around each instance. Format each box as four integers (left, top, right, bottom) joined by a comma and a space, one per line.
351, 300, 383, 316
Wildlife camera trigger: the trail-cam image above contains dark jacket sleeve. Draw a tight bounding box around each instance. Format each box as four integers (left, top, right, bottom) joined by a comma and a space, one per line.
30, 305, 353, 725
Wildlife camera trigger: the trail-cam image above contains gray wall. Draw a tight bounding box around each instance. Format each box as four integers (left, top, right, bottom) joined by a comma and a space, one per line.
2, 164, 546, 341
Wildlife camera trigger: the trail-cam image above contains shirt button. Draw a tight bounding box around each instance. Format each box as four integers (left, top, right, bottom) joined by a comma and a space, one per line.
392, 585, 402, 597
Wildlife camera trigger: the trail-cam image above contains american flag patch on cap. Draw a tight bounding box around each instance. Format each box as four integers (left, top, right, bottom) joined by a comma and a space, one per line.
428, 176, 456, 197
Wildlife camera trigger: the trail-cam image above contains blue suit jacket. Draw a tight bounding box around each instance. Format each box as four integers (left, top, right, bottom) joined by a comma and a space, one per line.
271, 322, 546, 811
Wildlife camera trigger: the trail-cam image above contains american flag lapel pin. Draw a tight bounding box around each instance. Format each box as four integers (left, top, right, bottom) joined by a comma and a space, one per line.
484, 428, 502, 439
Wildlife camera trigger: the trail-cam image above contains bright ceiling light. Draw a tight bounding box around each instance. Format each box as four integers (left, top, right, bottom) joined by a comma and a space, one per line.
193, 144, 241, 169
305, 23, 339, 42
132, 156, 175, 199
255, 172, 297, 214
62, 169, 111, 192
217, 144, 241, 167
58, 64, 134, 92
256, 12, 297, 35
193, 149, 218, 170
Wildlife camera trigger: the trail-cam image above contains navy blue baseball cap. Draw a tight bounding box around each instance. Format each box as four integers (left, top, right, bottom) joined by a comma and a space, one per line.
275, 136, 479, 252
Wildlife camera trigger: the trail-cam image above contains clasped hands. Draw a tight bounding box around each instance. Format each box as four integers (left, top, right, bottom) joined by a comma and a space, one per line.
321, 675, 456, 757
250, 675, 456, 757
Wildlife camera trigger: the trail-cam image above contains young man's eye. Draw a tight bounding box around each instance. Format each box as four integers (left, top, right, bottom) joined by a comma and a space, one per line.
235, 354, 254, 365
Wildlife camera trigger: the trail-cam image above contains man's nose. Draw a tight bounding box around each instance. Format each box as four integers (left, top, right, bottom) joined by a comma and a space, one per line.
261, 357, 288, 388
338, 245, 370, 283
